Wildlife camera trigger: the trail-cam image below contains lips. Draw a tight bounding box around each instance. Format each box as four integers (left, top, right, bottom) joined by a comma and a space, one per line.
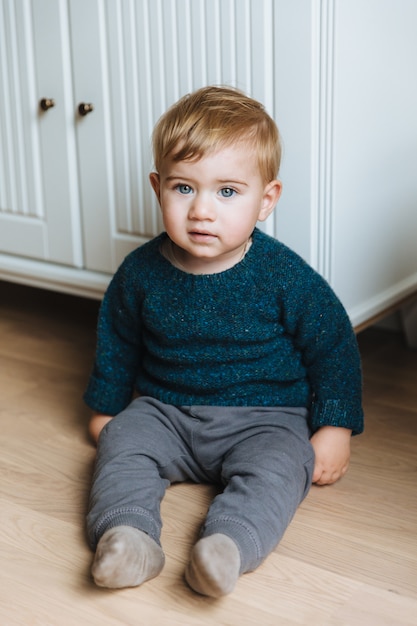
188, 230, 217, 240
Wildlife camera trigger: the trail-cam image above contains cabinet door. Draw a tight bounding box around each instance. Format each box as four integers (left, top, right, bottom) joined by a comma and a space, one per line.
69, 0, 282, 274
0, 0, 82, 267
69, 0, 156, 274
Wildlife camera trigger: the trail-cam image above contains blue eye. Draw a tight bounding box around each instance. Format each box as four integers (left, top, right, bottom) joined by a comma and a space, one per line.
176, 184, 193, 194
220, 187, 235, 198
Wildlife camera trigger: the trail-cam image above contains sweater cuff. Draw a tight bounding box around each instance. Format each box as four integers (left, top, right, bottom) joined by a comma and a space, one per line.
83, 376, 133, 416
310, 398, 364, 435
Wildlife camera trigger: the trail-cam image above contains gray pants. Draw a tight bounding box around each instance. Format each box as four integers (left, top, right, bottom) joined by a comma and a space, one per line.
87, 397, 314, 574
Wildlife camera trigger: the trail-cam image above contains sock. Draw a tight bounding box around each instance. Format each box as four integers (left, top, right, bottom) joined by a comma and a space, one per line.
91, 526, 165, 589
185, 533, 241, 597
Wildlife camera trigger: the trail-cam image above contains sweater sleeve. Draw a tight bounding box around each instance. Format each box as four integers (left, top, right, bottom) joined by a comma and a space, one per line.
83, 256, 143, 415
279, 254, 364, 435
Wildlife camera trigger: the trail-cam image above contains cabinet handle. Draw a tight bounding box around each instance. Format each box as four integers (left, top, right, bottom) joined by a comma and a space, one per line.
78, 102, 94, 116
40, 98, 55, 111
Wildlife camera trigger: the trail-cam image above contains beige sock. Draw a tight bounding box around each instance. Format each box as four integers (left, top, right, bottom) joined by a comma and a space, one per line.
91, 526, 165, 589
185, 533, 241, 597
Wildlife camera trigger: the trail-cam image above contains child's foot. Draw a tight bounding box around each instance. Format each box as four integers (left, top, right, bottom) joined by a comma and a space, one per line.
185, 533, 241, 597
91, 526, 165, 589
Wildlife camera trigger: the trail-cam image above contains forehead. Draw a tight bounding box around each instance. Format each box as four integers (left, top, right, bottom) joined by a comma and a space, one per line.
161, 142, 261, 179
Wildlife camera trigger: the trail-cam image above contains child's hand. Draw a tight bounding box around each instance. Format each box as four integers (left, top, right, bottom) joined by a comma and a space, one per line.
88, 412, 113, 445
310, 426, 352, 485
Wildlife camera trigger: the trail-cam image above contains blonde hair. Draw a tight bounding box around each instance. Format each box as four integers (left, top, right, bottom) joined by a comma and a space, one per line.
152, 86, 281, 183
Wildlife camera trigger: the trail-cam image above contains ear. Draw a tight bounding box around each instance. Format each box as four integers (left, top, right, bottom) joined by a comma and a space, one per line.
149, 172, 161, 203
258, 180, 283, 222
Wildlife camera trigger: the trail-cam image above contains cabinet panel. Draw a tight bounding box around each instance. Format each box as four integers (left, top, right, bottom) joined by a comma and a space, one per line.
330, 0, 417, 322
68, 0, 115, 273
0, 0, 82, 266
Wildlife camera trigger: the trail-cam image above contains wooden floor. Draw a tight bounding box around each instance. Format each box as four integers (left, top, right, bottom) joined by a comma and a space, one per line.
0, 280, 416, 626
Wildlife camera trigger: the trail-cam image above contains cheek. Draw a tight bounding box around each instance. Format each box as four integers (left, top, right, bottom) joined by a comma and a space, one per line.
160, 205, 183, 234
220, 202, 260, 232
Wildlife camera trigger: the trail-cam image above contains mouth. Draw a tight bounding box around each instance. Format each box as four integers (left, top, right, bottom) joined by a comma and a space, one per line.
188, 230, 217, 240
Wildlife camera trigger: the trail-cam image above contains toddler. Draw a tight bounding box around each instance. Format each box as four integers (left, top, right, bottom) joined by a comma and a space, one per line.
84, 86, 363, 597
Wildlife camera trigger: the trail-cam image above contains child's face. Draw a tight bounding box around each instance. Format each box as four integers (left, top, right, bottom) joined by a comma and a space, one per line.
150, 143, 282, 273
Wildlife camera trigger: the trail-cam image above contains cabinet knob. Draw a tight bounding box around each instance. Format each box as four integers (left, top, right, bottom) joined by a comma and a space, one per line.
40, 98, 55, 111
78, 102, 94, 116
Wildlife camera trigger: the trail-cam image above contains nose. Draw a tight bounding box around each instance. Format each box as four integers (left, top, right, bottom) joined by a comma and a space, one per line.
188, 193, 215, 221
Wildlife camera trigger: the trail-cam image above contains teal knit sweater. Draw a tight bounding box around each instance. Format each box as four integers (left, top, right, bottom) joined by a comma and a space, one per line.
84, 229, 364, 434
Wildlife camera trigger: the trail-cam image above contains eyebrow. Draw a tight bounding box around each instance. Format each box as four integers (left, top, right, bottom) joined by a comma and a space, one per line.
165, 175, 187, 182
217, 179, 249, 187
165, 175, 248, 187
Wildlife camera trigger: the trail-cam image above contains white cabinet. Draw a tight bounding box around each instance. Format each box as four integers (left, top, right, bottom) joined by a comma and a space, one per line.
1, 0, 416, 327
0, 0, 160, 287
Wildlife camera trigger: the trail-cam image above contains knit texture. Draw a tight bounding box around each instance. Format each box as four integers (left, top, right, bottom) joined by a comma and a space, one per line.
84, 228, 364, 434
